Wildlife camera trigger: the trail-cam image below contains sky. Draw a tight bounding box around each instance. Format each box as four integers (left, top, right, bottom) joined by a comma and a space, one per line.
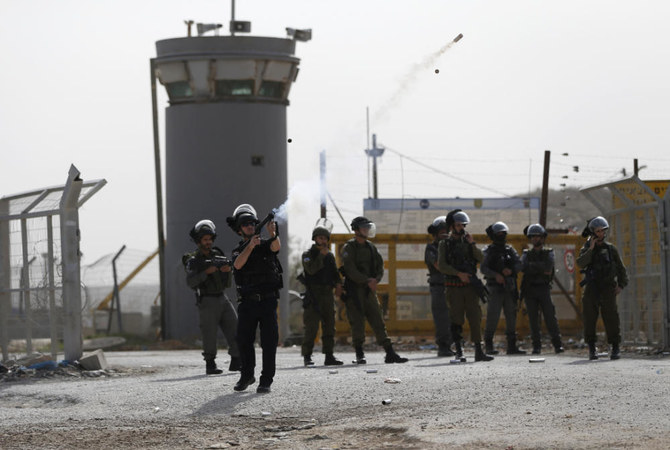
1, 0, 669, 265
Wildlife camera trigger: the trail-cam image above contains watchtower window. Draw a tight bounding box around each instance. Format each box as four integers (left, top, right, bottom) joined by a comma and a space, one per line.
166, 81, 193, 100
215, 80, 254, 96
259, 81, 285, 99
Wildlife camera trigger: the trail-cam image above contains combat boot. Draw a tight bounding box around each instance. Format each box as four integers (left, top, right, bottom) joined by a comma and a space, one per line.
384, 344, 408, 364
324, 353, 344, 366
437, 344, 455, 357
354, 346, 367, 364
588, 342, 598, 360
552, 337, 564, 354
228, 357, 241, 372
532, 343, 542, 355
475, 343, 494, 362
454, 340, 463, 359
205, 359, 223, 375
506, 337, 527, 355
303, 355, 315, 367
610, 343, 620, 360
484, 338, 499, 355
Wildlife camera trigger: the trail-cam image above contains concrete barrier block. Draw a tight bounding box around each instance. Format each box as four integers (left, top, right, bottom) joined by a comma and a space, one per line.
79, 349, 108, 371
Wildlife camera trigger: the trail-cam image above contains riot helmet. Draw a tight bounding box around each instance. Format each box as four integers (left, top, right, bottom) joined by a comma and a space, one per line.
427, 215, 447, 235
189, 219, 217, 242
226, 203, 259, 232
524, 223, 547, 237
350, 216, 376, 238
445, 209, 469, 232
581, 216, 609, 238
486, 221, 509, 243
312, 217, 334, 240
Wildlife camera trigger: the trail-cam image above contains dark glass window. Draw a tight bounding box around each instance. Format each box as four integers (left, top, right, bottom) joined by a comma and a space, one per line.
166, 81, 192, 99
215, 80, 254, 96
259, 81, 284, 98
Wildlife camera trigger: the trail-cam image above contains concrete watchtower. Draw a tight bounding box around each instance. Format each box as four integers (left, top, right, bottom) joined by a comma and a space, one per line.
154, 25, 307, 340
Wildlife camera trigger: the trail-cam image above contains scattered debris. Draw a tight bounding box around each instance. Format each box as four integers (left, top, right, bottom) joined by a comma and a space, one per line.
529, 358, 545, 363
384, 377, 401, 384
382, 399, 392, 405
365, 369, 378, 374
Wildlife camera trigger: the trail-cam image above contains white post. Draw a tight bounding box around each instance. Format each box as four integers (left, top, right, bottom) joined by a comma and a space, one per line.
60, 165, 84, 361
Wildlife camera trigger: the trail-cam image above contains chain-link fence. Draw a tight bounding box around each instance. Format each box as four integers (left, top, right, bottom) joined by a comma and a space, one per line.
0, 166, 106, 361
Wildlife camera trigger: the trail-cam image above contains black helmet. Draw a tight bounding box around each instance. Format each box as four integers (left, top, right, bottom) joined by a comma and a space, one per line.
524, 223, 547, 237
312, 218, 333, 240
350, 216, 373, 231
226, 204, 259, 232
581, 216, 609, 238
427, 215, 447, 235
189, 219, 217, 242
485, 221, 509, 241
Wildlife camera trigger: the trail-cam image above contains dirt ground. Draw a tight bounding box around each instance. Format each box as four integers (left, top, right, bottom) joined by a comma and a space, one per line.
1, 342, 669, 449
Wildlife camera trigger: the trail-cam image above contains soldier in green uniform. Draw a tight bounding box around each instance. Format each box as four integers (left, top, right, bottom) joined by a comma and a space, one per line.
519, 223, 564, 355
438, 210, 493, 362
341, 216, 408, 364
425, 216, 454, 357
183, 220, 241, 375
300, 218, 344, 367
577, 216, 628, 360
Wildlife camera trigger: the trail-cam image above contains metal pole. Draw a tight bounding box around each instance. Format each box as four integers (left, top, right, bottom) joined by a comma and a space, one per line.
20, 219, 33, 354
320, 150, 327, 218
660, 193, 670, 351
634, 158, 639, 176
231, 0, 236, 36
46, 216, 57, 361
0, 199, 9, 362
107, 245, 126, 334
372, 134, 379, 199
540, 150, 550, 227
150, 58, 167, 340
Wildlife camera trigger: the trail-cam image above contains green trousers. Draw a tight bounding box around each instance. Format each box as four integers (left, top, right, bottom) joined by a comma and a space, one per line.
345, 286, 391, 348
582, 282, 621, 345
301, 285, 337, 356
447, 285, 483, 343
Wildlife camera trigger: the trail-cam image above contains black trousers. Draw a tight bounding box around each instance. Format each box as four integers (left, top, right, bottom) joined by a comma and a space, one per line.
236, 296, 279, 387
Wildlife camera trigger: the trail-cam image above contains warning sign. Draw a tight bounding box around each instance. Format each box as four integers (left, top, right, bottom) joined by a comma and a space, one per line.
564, 249, 575, 274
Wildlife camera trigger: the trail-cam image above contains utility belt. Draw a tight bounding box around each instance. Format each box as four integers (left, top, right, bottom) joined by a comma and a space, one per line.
429, 282, 446, 287
445, 281, 468, 287
239, 291, 278, 303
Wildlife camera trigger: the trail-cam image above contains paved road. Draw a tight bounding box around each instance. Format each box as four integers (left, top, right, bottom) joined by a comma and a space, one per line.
1, 347, 669, 448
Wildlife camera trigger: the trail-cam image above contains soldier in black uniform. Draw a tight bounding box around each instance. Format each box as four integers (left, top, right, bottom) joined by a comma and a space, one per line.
577, 216, 628, 360
519, 224, 564, 355
183, 220, 241, 375
438, 210, 493, 362
481, 221, 525, 355
226, 204, 282, 393
425, 216, 454, 357
300, 218, 344, 367
341, 216, 408, 364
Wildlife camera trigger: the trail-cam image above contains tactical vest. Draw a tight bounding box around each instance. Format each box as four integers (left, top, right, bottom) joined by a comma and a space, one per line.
587, 243, 617, 282
304, 247, 339, 286
523, 248, 553, 284
443, 238, 477, 283
483, 243, 517, 281
425, 241, 445, 284
232, 240, 283, 296
182, 247, 229, 295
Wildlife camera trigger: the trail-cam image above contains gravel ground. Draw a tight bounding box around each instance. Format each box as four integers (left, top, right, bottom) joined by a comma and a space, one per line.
1, 345, 669, 449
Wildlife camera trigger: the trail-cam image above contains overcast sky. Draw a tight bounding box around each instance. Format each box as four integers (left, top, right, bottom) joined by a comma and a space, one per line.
1, 0, 669, 264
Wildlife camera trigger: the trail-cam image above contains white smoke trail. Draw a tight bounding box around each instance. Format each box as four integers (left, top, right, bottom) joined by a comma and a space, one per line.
273, 177, 322, 225
374, 39, 458, 124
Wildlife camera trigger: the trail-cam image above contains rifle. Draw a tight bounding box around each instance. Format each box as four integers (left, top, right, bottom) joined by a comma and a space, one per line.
466, 273, 489, 304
